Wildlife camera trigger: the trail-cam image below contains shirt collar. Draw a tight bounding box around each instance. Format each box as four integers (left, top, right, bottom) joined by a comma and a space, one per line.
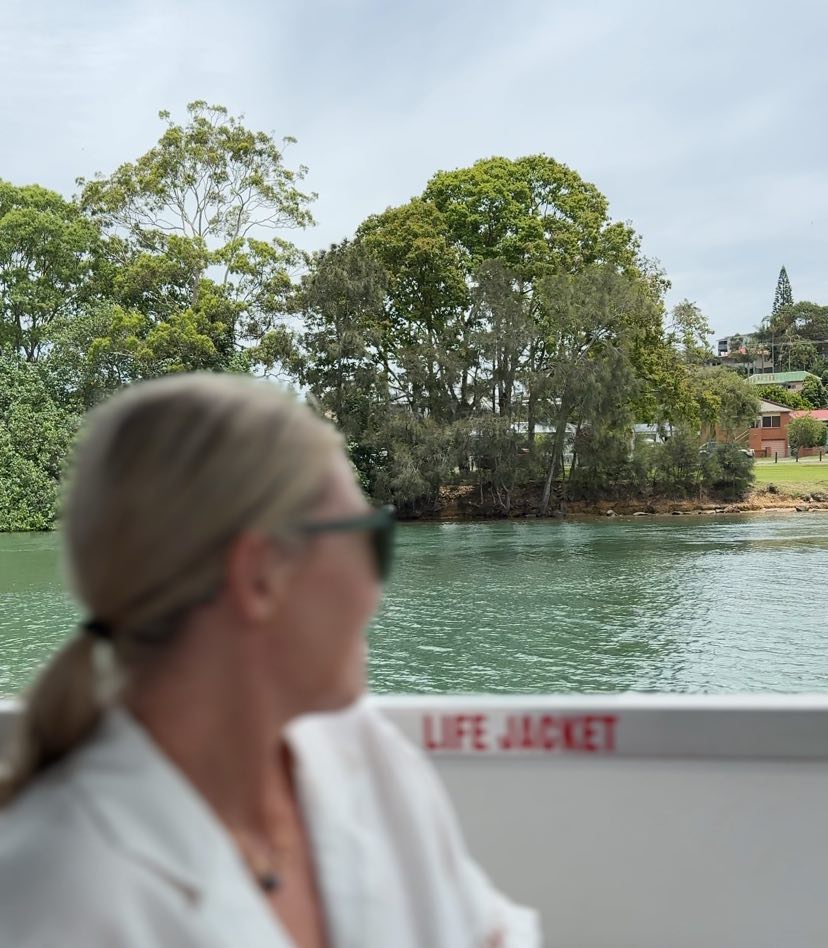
69, 706, 247, 901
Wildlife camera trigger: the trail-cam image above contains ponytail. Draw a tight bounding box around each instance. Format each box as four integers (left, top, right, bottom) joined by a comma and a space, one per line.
0, 631, 120, 806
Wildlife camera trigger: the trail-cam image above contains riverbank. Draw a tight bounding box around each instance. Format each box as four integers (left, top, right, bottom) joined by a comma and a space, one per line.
424, 483, 828, 521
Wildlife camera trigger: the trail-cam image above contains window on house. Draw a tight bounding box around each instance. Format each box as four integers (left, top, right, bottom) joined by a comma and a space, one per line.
762, 416, 781, 428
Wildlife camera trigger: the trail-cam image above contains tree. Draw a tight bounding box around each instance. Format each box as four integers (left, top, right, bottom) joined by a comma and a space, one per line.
800, 376, 828, 409
534, 265, 665, 512
423, 154, 642, 277
769, 328, 820, 373
704, 443, 754, 500
772, 266, 793, 316
690, 366, 761, 441
652, 428, 705, 499
754, 384, 809, 410
0, 357, 80, 531
787, 415, 827, 455
0, 182, 102, 362
419, 155, 656, 448
304, 155, 689, 513
757, 300, 828, 372
465, 414, 539, 514
668, 300, 714, 365
772, 301, 828, 343
357, 199, 474, 426
297, 240, 390, 490
77, 101, 314, 380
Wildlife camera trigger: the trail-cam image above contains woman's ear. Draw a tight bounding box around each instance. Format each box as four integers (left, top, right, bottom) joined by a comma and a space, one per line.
224, 531, 290, 625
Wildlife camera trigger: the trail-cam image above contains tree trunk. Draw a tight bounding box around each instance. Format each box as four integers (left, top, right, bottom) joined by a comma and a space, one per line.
527, 393, 536, 451
540, 401, 571, 515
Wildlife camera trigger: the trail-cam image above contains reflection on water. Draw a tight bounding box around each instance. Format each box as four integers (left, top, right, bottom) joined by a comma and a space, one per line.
367, 514, 828, 694
2, 514, 828, 696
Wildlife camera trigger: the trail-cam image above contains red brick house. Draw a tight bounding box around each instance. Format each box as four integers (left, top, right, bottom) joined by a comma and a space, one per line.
748, 400, 793, 458
747, 403, 828, 458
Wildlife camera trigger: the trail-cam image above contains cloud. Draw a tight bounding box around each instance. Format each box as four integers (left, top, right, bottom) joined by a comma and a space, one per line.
1, 0, 826, 338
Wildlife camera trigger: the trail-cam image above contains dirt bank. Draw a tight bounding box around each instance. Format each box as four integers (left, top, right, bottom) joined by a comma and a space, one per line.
413, 484, 828, 522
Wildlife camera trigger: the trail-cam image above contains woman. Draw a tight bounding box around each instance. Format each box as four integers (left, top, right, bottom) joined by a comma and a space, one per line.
0, 373, 539, 947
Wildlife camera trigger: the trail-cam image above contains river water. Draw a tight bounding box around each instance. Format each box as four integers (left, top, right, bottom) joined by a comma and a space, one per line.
2, 514, 827, 696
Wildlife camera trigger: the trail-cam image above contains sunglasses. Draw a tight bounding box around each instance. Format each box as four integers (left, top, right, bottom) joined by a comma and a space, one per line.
297, 505, 397, 582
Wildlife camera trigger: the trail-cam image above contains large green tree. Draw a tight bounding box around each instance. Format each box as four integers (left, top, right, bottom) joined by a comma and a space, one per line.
301, 154, 701, 513
690, 366, 761, 441
76, 101, 314, 389
756, 300, 828, 373
0, 182, 102, 362
668, 300, 714, 366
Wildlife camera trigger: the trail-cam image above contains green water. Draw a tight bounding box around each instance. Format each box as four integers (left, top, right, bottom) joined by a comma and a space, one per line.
2, 514, 828, 696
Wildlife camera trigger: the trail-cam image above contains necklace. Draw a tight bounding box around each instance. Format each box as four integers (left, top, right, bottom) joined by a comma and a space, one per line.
232, 830, 286, 894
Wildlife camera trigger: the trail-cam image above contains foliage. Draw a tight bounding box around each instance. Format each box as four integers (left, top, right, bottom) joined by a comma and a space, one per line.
754, 384, 808, 410
0, 357, 80, 531
772, 266, 793, 316
787, 415, 827, 453
755, 299, 828, 373
0, 118, 778, 526
668, 300, 714, 365
689, 366, 760, 439
768, 301, 828, 343
800, 375, 828, 409
703, 443, 755, 500
0, 181, 101, 362
77, 101, 313, 384
468, 414, 546, 513
650, 428, 706, 498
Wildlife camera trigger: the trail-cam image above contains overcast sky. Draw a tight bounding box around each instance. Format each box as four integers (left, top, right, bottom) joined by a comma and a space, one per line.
2, 0, 826, 338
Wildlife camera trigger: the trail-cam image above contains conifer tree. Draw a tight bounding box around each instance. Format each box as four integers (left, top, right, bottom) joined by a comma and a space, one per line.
772, 266, 793, 315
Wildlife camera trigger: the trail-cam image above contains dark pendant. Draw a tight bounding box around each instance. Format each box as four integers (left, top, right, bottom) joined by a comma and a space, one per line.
259, 871, 281, 893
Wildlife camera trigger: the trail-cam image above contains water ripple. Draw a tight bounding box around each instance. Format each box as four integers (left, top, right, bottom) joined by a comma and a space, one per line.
2, 516, 828, 696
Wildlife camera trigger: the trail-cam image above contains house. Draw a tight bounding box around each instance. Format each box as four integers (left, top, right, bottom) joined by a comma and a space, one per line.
746, 370, 821, 394
748, 399, 794, 458
714, 333, 773, 375
717, 334, 755, 357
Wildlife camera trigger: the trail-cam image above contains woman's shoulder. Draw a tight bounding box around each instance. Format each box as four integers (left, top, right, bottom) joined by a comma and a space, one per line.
0, 761, 98, 863
0, 769, 129, 937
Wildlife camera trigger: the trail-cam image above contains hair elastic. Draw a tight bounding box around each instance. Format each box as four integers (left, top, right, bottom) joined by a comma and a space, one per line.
82, 619, 114, 640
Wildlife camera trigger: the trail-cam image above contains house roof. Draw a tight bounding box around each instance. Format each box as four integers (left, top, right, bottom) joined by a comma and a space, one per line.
748, 371, 820, 385
791, 409, 828, 422
759, 399, 794, 413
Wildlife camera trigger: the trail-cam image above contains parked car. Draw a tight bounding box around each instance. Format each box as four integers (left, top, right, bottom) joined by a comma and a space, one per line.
699, 442, 754, 459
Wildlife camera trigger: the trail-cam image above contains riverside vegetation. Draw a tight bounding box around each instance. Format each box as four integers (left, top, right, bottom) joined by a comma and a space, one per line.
3, 101, 828, 531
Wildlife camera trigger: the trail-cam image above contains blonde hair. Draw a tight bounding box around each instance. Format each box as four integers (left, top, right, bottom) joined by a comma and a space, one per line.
0, 372, 341, 805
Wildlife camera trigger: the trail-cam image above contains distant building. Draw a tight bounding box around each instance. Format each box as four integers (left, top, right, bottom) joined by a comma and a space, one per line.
747, 399, 794, 458
746, 371, 821, 394
717, 334, 754, 357
714, 333, 773, 375
746, 402, 828, 458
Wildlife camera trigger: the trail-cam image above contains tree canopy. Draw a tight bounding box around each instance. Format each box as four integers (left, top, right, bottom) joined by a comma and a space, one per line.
1, 107, 766, 528
772, 266, 793, 316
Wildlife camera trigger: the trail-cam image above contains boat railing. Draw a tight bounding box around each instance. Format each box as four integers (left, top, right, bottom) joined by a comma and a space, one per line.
2, 693, 827, 947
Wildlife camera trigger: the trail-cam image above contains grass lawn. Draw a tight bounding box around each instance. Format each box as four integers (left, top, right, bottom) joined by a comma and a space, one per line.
753, 457, 828, 493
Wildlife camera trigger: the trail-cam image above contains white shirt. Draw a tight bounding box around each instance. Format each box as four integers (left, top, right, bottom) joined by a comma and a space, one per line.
0, 701, 540, 947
